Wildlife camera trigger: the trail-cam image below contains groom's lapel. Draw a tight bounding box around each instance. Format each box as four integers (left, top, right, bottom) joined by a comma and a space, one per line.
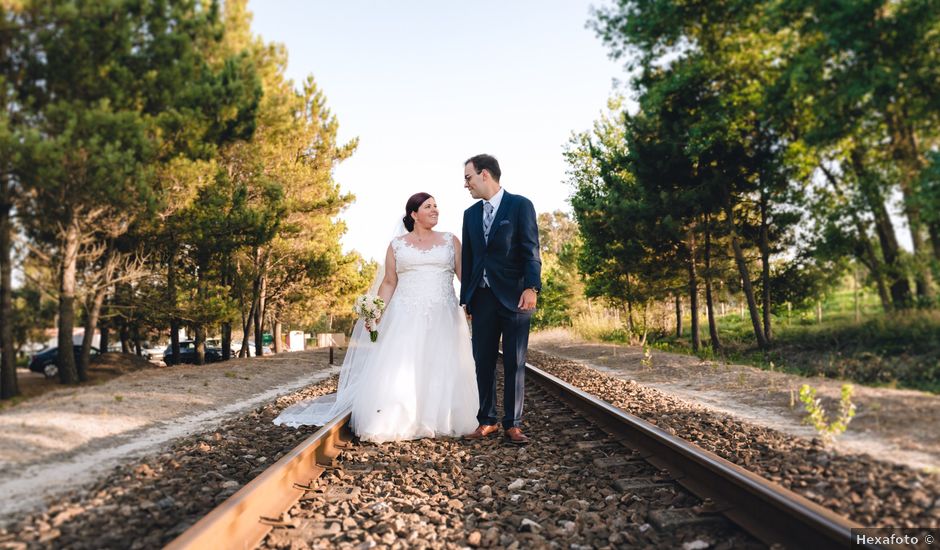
472, 201, 486, 250
486, 192, 513, 247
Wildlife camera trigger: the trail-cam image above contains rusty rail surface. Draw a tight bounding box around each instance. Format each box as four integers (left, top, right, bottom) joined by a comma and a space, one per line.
164, 409, 352, 550
526, 362, 871, 549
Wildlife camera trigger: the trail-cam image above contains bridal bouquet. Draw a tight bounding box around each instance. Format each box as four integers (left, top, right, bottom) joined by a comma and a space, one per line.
354, 294, 386, 342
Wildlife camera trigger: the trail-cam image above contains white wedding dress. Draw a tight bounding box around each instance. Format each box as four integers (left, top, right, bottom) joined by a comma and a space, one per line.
274, 232, 479, 443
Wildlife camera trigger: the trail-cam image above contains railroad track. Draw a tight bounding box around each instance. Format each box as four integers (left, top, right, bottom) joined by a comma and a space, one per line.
165, 361, 870, 549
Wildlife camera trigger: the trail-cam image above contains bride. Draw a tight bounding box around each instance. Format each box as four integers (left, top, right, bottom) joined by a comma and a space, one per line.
274, 192, 479, 442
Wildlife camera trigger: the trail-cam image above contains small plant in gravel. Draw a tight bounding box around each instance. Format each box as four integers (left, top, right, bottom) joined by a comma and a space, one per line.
114, 395, 123, 402
225, 371, 237, 379
798, 383, 857, 444
641, 346, 653, 369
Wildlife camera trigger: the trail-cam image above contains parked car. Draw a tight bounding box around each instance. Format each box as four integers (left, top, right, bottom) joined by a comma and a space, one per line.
231, 341, 272, 357
139, 341, 168, 362
162, 340, 223, 366
28, 345, 100, 379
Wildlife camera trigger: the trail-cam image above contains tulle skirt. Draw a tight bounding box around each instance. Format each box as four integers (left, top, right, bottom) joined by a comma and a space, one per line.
349, 297, 480, 442
274, 295, 480, 443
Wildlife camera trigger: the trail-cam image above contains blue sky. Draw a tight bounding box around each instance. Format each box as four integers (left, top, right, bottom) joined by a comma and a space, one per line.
249, 1, 629, 261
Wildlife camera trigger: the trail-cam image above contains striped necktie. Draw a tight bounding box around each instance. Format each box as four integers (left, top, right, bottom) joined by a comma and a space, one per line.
483, 201, 494, 243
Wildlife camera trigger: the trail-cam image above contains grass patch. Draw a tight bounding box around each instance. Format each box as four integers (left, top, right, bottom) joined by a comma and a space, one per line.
572, 304, 940, 394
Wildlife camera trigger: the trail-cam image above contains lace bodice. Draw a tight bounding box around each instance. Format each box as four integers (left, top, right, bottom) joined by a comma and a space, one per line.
390, 233, 459, 313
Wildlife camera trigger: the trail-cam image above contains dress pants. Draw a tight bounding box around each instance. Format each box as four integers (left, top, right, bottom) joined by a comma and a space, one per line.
470, 287, 531, 429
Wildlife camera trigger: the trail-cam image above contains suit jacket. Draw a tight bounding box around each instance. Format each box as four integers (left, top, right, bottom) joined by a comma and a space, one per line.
460, 191, 541, 314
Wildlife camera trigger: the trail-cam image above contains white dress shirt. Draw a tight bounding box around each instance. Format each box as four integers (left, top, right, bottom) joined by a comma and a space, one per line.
484, 187, 505, 221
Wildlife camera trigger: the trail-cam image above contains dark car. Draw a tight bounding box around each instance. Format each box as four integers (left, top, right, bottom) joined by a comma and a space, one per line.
29, 345, 99, 379
162, 340, 224, 366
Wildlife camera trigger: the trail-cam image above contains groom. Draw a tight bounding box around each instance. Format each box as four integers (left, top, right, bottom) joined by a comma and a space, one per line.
460, 154, 541, 445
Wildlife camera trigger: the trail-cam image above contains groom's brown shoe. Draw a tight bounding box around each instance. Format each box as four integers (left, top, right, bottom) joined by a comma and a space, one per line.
463, 424, 499, 440
504, 427, 529, 445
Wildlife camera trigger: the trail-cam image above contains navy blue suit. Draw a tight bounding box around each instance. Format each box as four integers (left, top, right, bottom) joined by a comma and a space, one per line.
460, 191, 541, 429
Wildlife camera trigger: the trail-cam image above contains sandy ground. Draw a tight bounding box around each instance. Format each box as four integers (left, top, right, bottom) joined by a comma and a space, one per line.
530, 328, 940, 472
0, 349, 340, 521
5, 351, 155, 408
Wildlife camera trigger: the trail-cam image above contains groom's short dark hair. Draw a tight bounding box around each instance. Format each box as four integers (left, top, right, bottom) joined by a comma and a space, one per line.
465, 154, 501, 182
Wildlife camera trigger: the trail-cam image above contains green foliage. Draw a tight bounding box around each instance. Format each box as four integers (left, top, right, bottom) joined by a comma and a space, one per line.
532, 211, 586, 329
916, 152, 940, 229
578, 0, 940, 360
10, 267, 57, 355
798, 383, 857, 444
767, 253, 845, 312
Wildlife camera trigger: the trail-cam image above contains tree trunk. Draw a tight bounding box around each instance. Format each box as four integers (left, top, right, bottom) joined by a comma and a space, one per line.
858, 222, 893, 313
722, 189, 768, 349
222, 321, 232, 361
704, 214, 721, 351
80, 247, 119, 380
928, 224, 940, 262
687, 229, 700, 352
240, 299, 255, 358
626, 301, 635, 334
57, 220, 81, 384
885, 110, 934, 300
816, 300, 823, 324
79, 285, 107, 382
254, 272, 267, 357
99, 321, 110, 356
120, 321, 130, 354
846, 152, 912, 307
674, 295, 682, 338
195, 324, 206, 365
133, 325, 143, 356
0, 180, 16, 398
759, 190, 772, 343
273, 318, 283, 354
167, 248, 181, 364
820, 162, 894, 311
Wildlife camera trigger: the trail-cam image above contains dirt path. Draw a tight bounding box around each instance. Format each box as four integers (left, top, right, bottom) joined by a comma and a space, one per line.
530, 329, 940, 472
0, 349, 340, 521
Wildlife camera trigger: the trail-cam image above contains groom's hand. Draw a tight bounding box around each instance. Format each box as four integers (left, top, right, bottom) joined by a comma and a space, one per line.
518, 289, 538, 311
463, 305, 472, 321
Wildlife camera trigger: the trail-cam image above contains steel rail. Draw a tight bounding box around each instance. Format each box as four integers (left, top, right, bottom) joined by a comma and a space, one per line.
525, 362, 876, 549
164, 409, 352, 550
